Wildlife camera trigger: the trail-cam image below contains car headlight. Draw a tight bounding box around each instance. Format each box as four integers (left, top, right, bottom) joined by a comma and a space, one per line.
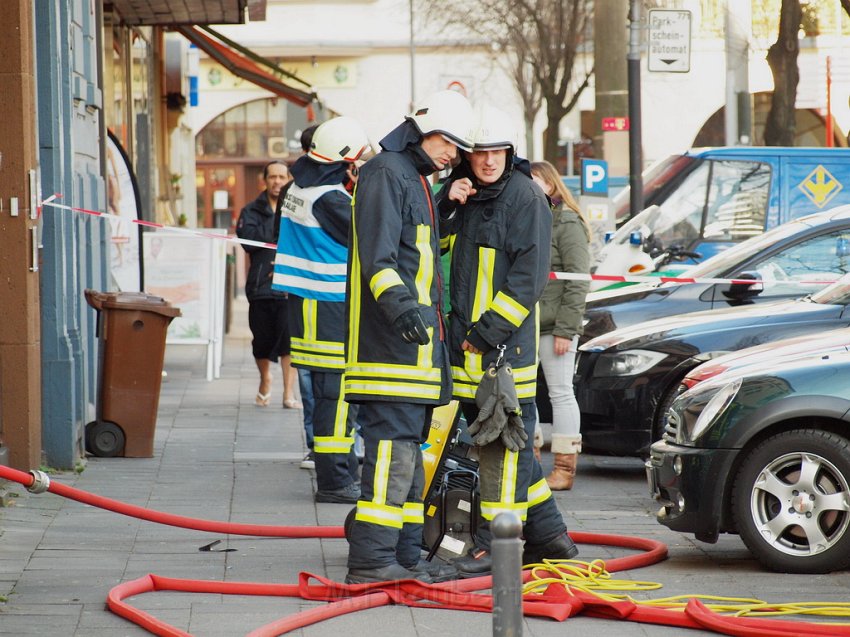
594, 349, 667, 377
675, 377, 742, 444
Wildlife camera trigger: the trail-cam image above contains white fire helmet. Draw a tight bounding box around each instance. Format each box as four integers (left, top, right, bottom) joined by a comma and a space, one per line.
470, 105, 518, 152
308, 116, 371, 164
406, 90, 476, 152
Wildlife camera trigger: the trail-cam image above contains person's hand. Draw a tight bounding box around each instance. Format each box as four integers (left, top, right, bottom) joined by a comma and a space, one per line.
394, 308, 430, 345
553, 335, 572, 356
462, 339, 483, 355
447, 178, 477, 205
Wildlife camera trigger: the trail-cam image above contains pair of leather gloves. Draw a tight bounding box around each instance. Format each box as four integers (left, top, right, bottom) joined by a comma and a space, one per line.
467, 359, 527, 452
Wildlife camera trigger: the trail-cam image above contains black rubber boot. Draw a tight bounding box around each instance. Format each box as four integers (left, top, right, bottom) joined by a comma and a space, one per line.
522, 532, 578, 565
450, 548, 492, 578
345, 563, 433, 584
405, 559, 459, 583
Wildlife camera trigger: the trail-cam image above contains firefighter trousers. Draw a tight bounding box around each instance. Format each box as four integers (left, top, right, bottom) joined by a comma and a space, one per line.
311, 370, 359, 492
346, 401, 431, 570
460, 401, 567, 549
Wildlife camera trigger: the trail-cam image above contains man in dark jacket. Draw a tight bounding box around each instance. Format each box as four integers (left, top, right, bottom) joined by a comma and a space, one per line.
344, 90, 474, 585
235, 161, 299, 408
437, 105, 579, 577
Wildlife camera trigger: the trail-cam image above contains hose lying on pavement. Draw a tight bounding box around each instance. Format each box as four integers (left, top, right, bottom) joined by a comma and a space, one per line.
2, 464, 845, 637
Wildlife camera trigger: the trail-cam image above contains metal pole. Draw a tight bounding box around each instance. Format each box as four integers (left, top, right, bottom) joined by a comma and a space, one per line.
409, 0, 416, 110
491, 512, 523, 636
627, 0, 643, 219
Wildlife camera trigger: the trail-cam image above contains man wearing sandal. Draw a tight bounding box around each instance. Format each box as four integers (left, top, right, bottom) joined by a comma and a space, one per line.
236, 160, 300, 409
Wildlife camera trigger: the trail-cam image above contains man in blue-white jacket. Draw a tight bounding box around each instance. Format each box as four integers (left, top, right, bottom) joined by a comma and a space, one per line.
273, 117, 370, 504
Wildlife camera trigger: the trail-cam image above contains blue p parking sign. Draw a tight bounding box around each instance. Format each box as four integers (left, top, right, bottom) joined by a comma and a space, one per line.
581, 159, 609, 196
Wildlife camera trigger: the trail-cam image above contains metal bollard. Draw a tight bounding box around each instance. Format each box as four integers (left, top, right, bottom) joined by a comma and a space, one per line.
491, 511, 523, 636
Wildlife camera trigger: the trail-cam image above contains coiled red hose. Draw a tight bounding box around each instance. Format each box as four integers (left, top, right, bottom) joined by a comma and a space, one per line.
3, 463, 840, 637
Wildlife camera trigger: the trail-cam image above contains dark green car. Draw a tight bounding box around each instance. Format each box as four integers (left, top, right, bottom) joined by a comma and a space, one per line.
647, 342, 850, 573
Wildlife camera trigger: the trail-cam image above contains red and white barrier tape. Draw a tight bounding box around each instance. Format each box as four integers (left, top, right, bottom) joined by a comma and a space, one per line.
41, 196, 840, 288
549, 271, 838, 286
40, 195, 276, 251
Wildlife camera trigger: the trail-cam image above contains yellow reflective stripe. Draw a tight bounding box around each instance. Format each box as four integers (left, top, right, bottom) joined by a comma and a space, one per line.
527, 478, 552, 508
490, 291, 529, 328
291, 337, 344, 356
370, 268, 405, 300
403, 502, 424, 524
346, 363, 441, 382
302, 299, 318, 341
291, 354, 345, 371
414, 224, 433, 306
344, 380, 441, 400
501, 447, 519, 505
355, 501, 404, 528
417, 327, 434, 369
439, 234, 452, 251
472, 247, 495, 322
373, 440, 392, 505
334, 394, 351, 438
480, 500, 528, 521
314, 436, 355, 453
348, 205, 362, 363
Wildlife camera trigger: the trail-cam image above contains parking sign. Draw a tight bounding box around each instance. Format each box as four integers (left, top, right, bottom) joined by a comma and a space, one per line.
648, 10, 691, 73
581, 159, 609, 196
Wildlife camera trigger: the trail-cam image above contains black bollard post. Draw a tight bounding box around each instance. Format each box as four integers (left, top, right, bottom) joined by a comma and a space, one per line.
491, 511, 523, 636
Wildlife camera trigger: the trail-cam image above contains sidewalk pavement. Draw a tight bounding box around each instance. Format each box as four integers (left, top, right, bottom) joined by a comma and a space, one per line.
2, 296, 849, 636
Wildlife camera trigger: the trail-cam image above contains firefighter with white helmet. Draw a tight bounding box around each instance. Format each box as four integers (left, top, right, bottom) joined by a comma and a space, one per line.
343, 90, 474, 584
437, 104, 579, 577
273, 116, 370, 505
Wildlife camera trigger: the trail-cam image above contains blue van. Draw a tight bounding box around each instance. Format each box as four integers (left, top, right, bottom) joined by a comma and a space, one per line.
593, 147, 850, 278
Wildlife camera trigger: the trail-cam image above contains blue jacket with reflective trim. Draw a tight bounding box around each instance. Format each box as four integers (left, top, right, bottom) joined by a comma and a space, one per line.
344, 121, 452, 405
272, 157, 352, 372
438, 156, 552, 403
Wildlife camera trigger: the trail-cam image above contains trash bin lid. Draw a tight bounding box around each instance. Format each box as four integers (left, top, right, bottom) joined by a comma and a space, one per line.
84, 289, 182, 318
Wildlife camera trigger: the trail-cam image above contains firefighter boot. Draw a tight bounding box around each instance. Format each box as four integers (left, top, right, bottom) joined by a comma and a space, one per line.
345, 563, 433, 585
522, 532, 579, 566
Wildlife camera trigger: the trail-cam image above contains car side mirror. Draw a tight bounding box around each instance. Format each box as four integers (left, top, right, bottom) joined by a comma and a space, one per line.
720, 271, 763, 301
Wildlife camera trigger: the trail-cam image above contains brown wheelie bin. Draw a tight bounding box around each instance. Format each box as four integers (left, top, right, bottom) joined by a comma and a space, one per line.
84, 289, 181, 457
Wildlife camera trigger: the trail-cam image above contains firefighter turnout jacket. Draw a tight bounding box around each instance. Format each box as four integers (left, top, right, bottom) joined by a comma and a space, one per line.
344, 121, 452, 405
273, 157, 352, 372
438, 156, 552, 403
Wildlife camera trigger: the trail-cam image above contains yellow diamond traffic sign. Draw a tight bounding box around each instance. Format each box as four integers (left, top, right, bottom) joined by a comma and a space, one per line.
799, 165, 843, 208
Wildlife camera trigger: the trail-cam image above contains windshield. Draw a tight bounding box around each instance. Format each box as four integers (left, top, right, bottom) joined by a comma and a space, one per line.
611, 154, 696, 222
686, 218, 811, 278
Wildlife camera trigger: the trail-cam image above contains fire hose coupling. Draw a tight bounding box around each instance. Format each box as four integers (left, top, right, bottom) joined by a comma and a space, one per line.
27, 469, 51, 494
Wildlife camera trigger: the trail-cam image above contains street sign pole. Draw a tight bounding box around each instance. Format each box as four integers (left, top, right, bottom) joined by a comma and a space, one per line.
627, 0, 643, 219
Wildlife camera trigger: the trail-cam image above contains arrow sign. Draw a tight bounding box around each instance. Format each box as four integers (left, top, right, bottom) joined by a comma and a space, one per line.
648, 10, 691, 73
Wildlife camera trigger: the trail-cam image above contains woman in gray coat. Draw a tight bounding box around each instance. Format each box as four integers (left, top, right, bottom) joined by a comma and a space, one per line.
531, 161, 591, 490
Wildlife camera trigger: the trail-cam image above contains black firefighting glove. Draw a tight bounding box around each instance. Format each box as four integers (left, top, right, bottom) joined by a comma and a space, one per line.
394, 308, 430, 345
467, 359, 527, 452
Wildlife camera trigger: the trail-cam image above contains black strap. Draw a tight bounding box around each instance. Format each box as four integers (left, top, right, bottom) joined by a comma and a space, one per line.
272, 180, 294, 240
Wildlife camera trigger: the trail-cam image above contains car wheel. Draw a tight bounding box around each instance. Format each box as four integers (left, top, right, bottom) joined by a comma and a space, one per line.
731, 429, 850, 573
652, 381, 687, 444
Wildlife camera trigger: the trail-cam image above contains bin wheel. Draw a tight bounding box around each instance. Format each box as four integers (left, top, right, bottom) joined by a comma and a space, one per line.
85, 421, 125, 458
344, 506, 356, 542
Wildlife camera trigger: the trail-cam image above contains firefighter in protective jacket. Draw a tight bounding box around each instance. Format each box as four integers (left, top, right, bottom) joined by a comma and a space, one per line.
344, 90, 475, 585
437, 105, 579, 577
273, 117, 370, 505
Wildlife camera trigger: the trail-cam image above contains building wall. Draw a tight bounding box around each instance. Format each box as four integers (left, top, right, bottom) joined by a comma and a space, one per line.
36, 0, 108, 468
204, 0, 850, 168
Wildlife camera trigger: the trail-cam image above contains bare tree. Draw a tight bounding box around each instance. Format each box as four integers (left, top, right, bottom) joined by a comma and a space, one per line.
418, 0, 593, 163
763, 0, 802, 145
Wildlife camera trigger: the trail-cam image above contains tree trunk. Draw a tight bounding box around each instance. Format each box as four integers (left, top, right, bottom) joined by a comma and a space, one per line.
543, 106, 567, 165
763, 0, 801, 146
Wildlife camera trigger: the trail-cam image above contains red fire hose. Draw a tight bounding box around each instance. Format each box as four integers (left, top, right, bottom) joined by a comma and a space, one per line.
1, 464, 842, 637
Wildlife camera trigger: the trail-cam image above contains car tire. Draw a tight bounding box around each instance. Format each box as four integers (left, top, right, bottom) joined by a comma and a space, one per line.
731, 428, 850, 573
652, 382, 687, 445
